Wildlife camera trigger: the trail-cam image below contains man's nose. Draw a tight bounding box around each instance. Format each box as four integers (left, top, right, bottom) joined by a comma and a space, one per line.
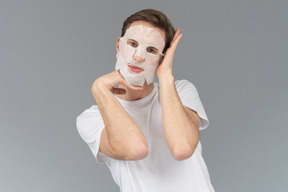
132, 48, 146, 62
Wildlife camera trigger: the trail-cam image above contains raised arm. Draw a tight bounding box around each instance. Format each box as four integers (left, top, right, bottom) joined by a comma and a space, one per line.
91, 71, 148, 160
156, 29, 201, 161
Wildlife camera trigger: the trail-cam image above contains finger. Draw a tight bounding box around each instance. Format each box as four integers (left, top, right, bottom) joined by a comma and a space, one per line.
171, 33, 183, 49
112, 88, 126, 95
172, 28, 181, 42
114, 70, 127, 85
114, 70, 145, 91
172, 28, 181, 41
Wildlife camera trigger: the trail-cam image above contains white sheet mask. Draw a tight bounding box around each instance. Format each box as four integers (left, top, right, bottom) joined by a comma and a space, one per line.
115, 25, 165, 86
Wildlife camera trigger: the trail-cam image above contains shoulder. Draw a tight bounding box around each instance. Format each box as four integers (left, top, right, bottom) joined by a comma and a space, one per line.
77, 105, 101, 118
76, 105, 102, 125
175, 79, 195, 87
175, 79, 199, 97
175, 80, 209, 130
76, 105, 104, 139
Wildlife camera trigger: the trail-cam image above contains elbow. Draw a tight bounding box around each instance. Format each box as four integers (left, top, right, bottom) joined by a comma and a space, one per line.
112, 142, 149, 161
130, 143, 149, 160
172, 143, 197, 161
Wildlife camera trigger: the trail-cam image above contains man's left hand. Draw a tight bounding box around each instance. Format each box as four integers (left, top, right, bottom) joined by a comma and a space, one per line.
156, 28, 183, 77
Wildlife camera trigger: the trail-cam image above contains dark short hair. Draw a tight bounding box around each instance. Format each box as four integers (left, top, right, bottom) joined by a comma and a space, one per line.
121, 9, 175, 53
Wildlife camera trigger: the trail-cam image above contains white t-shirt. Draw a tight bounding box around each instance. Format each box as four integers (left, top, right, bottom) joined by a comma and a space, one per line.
77, 80, 215, 192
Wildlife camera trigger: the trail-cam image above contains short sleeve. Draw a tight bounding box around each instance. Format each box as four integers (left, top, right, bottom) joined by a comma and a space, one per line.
175, 80, 209, 130
76, 105, 108, 164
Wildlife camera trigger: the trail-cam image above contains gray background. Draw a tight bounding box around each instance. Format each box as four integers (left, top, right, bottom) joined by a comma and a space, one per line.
1, 0, 287, 191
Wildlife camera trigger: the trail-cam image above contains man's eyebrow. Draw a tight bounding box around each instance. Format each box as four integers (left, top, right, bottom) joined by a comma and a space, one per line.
128, 38, 138, 42
147, 46, 158, 50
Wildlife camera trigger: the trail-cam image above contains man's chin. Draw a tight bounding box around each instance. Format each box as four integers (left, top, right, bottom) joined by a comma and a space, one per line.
127, 80, 149, 90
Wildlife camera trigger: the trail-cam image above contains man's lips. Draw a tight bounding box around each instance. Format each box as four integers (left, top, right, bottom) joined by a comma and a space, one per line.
128, 63, 144, 73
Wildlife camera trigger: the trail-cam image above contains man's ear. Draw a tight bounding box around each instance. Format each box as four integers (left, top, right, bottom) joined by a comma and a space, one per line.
116, 37, 120, 52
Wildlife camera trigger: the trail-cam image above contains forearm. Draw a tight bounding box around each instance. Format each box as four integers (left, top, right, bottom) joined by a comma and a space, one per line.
92, 82, 148, 155
158, 73, 199, 160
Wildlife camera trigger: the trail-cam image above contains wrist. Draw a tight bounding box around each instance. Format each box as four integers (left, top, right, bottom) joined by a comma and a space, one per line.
158, 71, 174, 83
92, 79, 111, 97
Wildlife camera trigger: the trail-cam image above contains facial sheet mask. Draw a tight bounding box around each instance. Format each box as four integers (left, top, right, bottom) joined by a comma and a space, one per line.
115, 25, 165, 86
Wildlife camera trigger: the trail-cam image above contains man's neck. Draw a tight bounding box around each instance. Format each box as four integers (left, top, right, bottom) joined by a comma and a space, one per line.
116, 82, 154, 101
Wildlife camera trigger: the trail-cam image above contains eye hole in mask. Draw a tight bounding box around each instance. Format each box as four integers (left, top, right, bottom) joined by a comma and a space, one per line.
126, 39, 163, 57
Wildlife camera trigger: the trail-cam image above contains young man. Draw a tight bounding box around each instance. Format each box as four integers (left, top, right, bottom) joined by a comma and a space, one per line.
77, 9, 215, 192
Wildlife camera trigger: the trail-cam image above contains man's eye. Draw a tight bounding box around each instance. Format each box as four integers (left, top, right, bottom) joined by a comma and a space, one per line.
127, 40, 138, 47
147, 47, 158, 54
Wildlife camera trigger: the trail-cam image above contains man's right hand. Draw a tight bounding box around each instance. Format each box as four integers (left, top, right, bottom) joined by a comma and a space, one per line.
91, 70, 127, 95
92, 70, 146, 96
89, 70, 149, 161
